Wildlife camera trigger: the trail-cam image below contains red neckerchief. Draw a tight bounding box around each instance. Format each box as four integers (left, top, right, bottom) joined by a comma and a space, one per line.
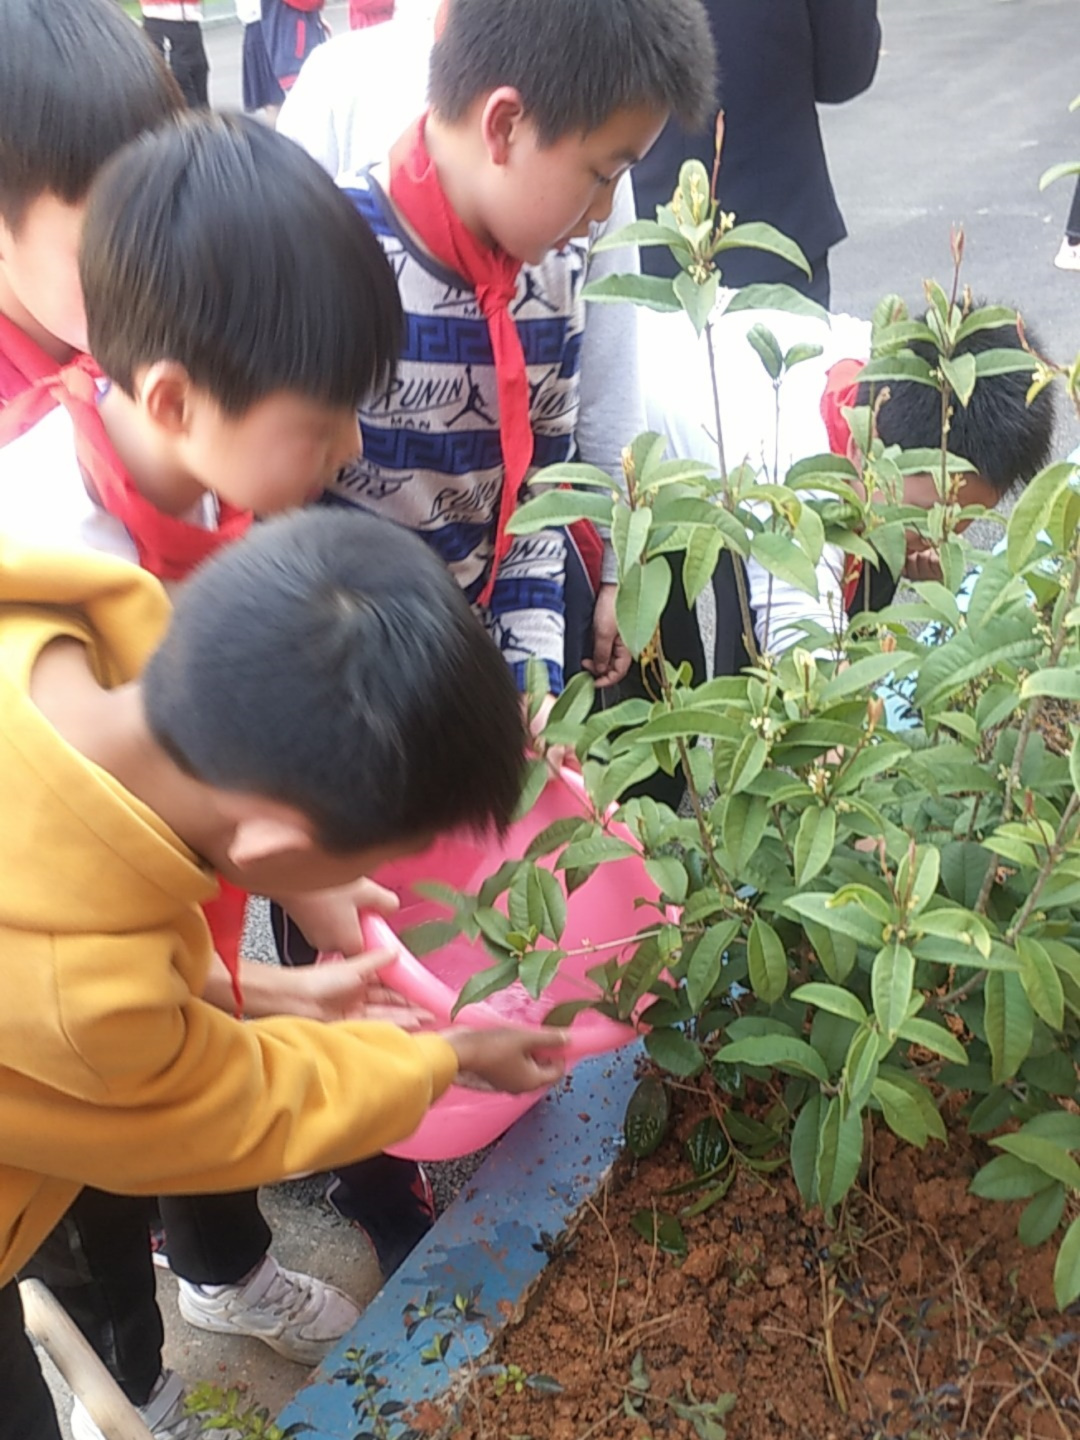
0, 365, 252, 581
389, 115, 534, 606
0, 363, 252, 1012
819, 357, 867, 613
0, 314, 75, 408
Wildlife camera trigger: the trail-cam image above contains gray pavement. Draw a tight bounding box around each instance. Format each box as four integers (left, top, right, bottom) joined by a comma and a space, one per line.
44, 0, 1080, 1432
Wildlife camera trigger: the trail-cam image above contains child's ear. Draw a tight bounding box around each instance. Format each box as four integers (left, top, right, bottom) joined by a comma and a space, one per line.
480, 87, 528, 167
226, 811, 315, 873
137, 360, 199, 437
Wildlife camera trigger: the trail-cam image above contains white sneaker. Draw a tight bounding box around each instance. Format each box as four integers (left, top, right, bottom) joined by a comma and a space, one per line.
71, 1369, 209, 1440
1054, 237, 1080, 271
176, 1255, 359, 1365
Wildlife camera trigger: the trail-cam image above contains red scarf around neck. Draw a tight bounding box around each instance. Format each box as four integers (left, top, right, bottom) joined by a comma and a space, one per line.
0, 362, 252, 1011
0, 364, 252, 581
389, 116, 534, 606
0, 313, 74, 408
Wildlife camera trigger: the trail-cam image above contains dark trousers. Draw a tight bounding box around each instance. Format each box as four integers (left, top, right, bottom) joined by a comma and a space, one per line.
1067, 177, 1080, 243
0, 1282, 63, 1440
142, 18, 210, 108
23, 1186, 271, 1404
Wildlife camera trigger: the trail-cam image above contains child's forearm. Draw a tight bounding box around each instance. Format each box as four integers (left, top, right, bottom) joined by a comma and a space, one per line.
203, 953, 320, 1020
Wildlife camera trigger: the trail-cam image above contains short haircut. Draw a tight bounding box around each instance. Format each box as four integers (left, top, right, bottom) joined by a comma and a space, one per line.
858, 310, 1056, 495
429, 0, 717, 142
81, 113, 403, 415
144, 508, 527, 852
0, 0, 182, 230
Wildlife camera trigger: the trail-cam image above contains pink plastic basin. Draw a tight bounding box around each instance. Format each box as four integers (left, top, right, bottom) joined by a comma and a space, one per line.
350, 770, 658, 1160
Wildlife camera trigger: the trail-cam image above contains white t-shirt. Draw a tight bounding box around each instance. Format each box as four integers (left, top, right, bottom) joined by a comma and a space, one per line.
0, 406, 137, 564
640, 300, 872, 654
0, 401, 218, 573
235, 0, 261, 24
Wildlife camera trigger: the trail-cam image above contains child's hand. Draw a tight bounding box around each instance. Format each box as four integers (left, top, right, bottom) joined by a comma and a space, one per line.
582, 582, 632, 688
444, 1026, 568, 1093
271, 877, 401, 957
525, 692, 575, 774
298, 950, 434, 1027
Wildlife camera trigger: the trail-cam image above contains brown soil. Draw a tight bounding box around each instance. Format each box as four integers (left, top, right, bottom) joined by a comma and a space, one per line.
438, 1088, 1080, 1440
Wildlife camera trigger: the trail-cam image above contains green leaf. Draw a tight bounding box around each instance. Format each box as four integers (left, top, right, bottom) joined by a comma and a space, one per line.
582, 272, 680, 311
624, 1076, 670, 1158
518, 947, 565, 999
746, 323, 784, 380
721, 791, 768, 872
820, 652, 912, 703
673, 269, 719, 336
1054, 1215, 1080, 1308
507, 487, 615, 535
512, 758, 550, 822
842, 1024, 882, 1113
1006, 461, 1078, 572
615, 555, 671, 656
714, 221, 811, 279
524, 816, 588, 861
815, 1097, 863, 1214
686, 921, 740, 1013
1040, 159, 1080, 190
716, 1034, 828, 1083
991, 1134, 1080, 1190
791, 982, 867, 1025
1020, 1111, 1080, 1147
784, 341, 825, 370
873, 1074, 945, 1147
971, 1152, 1057, 1201
750, 530, 819, 598
803, 920, 857, 984
729, 732, 768, 794
451, 955, 519, 1018
785, 891, 884, 949
1016, 935, 1065, 1031
645, 1028, 705, 1078
682, 526, 724, 606
793, 806, 836, 885
557, 833, 637, 869
631, 1209, 688, 1257
1018, 1184, 1066, 1248
939, 352, 977, 407
984, 970, 1034, 1084
645, 855, 688, 904
686, 1116, 731, 1177
590, 217, 691, 253
894, 1016, 968, 1065
871, 942, 915, 1042
1020, 668, 1080, 703
748, 917, 788, 1003
790, 1093, 823, 1205
724, 283, 829, 322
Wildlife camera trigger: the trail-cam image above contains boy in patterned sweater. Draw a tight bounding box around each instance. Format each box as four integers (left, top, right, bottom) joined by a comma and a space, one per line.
330, 0, 717, 699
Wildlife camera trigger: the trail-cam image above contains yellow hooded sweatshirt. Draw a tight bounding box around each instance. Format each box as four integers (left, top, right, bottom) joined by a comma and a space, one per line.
0, 535, 459, 1287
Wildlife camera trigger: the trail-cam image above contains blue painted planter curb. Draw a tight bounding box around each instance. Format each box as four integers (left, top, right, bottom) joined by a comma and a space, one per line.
276, 1043, 642, 1438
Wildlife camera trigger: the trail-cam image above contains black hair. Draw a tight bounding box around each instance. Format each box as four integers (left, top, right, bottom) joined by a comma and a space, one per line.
0, 0, 182, 230
81, 112, 403, 414
429, 0, 717, 142
144, 508, 527, 852
858, 309, 1056, 495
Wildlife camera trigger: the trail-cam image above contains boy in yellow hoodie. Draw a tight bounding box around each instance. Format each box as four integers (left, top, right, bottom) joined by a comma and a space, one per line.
0, 506, 565, 1440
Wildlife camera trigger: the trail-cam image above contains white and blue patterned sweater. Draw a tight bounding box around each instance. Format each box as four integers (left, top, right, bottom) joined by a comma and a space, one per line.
332, 167, 587, 691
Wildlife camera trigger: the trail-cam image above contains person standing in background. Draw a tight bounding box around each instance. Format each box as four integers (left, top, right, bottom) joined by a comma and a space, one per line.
1054, 174, 1080, 271
350, 0, 395, 26
139, 1, 209, 108
236, 0, 284, 120
260, 0, 330, 99
633, 0, 881, 305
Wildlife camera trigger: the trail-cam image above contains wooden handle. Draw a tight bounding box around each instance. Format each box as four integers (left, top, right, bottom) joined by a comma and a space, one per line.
18, 1279, 156, 1440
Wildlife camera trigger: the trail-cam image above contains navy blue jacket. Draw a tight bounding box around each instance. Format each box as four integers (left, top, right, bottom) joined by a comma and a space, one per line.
636, 0, 881, 286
